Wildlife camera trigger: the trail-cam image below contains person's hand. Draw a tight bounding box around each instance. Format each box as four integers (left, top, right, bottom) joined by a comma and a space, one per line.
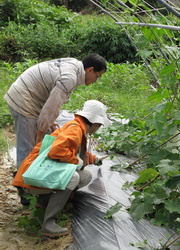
50, 122, 60, 131
95, 155, 108, 166
36, 130, 44, 144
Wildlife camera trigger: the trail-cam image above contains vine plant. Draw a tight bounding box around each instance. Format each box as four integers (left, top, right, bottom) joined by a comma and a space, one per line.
94, 0, 180, 247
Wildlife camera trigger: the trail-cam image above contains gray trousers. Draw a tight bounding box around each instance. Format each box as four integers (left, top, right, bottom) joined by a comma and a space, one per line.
24, 169, 92, 194
8, 106, 37, 169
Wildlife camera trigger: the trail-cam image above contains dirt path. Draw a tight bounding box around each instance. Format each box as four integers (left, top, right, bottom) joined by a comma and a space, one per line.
0, 128, 74, 250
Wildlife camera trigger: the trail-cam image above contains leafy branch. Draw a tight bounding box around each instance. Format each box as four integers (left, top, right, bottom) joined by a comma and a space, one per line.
135, 174, 160, 191
128, 132, 180, 168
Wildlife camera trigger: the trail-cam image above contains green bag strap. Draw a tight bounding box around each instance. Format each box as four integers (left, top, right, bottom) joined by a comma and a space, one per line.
39, 134, 56, 155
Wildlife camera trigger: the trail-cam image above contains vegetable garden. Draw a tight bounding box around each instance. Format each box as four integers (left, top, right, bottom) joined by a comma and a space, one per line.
0, 0, 179, 249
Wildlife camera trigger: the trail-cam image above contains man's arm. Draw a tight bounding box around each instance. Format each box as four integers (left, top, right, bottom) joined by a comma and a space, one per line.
37, 86, 68, 134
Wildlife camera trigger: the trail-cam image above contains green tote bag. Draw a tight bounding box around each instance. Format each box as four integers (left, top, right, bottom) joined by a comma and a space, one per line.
22, 134, 78, 190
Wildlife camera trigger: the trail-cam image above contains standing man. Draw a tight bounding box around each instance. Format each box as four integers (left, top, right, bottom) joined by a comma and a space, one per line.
4, 53, 106, 170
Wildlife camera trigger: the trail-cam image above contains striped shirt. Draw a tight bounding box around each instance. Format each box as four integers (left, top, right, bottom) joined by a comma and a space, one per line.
4, 58, 85, 132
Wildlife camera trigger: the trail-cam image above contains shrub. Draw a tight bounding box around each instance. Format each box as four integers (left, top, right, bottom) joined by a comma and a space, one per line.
63, 15, 137, 63
0, 0, 74, 27
0, 21, 71, 61
0, 1, 138, 63
15, 22, 70, 59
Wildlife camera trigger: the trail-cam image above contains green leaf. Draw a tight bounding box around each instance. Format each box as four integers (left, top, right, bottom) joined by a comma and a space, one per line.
130, 239, 148, 248
131, 191, 141, 197
151, 210, 168, 227
165, 199, 180, 213
148, 89, 163, 102
104, 202, 122, 219
152, 102, 171, 114
157, 159, 178, 175
153, 113, 167, 134
160, 63, 176, 77
174, 110, 180, 121
153, 186, 168, 199
138, 49, 153, 61
142, 27, 154, 41
122, 181, 134, 190
129, 0, 139, 6
166, 175, 180, 189
135, 168, 159, 185
110, 162, 129, 171
130, 195, 154, 221
148, 149, 169, 165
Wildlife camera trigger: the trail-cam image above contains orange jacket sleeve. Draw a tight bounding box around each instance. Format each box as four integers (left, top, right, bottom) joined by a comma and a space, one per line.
86, 152, 96, 165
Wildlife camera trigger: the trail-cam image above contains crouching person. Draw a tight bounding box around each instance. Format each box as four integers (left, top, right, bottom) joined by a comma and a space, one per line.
12, 100, 111, 238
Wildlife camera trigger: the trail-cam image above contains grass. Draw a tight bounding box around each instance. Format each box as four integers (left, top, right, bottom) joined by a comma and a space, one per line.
63, 62, 154, 117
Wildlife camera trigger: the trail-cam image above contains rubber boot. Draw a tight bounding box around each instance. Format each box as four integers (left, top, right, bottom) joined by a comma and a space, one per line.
35, 194, 51, 208
41, 188, 72, 238
13, 172, 30, 206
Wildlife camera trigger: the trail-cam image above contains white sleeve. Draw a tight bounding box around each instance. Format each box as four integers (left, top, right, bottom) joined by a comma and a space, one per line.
37, 86, 68, 133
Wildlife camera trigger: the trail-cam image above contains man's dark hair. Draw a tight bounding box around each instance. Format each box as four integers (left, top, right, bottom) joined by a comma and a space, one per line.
82, 53, 107, 72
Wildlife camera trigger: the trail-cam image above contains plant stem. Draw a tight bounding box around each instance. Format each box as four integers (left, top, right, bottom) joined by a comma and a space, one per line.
136, 174, 160, 191
165, 235, 180, 248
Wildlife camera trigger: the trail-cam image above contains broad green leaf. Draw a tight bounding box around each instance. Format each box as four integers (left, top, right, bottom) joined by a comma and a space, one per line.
153, 113, 167, 134
148, 149, 169, 165
167, 153, 180, 161
143, 186, 168, 203
157, 159, 178, 175
165, 199, 180, 213
148, 89, 163, 102
131, 191, 141, 197
134, 34, 147, 48
151, 210, 168, 227
154, 186, 168, 199
153, 101, 171, 113
160, 63, 176, 77
142, 27, 154, 41
166, 175, 180, 189
130, 195, 154, 221
140, 141, 156, 155
143, 187, 154, 194
174, 110, 180, 121
104, 202, 122, 219
137, 49, 152, 61
135, 168, 159, 185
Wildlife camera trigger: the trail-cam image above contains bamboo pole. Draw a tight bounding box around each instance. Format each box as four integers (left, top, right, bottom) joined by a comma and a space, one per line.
115, 22, 180, 31
156, 0, 180, 18
88, 0, 161, 87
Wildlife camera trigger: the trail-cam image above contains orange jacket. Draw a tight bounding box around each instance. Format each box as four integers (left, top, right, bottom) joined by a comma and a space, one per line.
12, 115, 96, 189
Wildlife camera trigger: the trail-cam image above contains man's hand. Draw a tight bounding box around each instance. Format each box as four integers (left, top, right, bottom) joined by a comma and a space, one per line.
50, 122, 60, 132
36, 130, 44, 144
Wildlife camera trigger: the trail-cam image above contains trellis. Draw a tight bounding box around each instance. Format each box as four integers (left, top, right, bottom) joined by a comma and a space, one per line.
88, 0, 180, 89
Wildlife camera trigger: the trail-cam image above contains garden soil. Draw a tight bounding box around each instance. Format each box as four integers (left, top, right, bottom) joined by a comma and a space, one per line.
0, 127, 74, 250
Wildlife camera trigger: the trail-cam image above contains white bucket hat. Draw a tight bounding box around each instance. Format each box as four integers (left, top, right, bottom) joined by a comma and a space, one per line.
75, 100, 111, 127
